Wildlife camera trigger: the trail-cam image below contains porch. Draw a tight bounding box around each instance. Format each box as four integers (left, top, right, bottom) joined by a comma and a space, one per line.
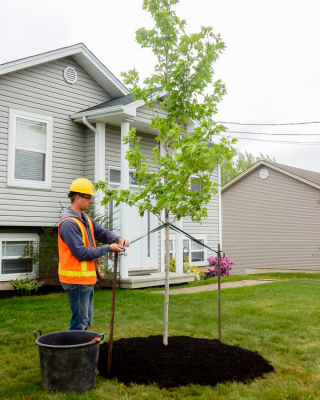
101, 270, 195, 289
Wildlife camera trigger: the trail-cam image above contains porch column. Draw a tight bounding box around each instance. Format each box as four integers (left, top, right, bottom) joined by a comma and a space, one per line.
120, 121, 130, 279
175, 219, 184, 273
94, 122, 106, 215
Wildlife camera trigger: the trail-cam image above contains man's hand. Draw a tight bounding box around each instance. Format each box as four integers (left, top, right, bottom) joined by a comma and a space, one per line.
110, 243, 125, 253
115, 238, 130, 247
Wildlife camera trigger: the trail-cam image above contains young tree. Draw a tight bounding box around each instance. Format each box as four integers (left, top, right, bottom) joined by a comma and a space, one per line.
96, 0, 236, 345
221, 150, 276, 186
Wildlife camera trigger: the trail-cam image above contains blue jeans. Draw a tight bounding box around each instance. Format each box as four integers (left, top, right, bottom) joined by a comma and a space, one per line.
61, 283, 94, 330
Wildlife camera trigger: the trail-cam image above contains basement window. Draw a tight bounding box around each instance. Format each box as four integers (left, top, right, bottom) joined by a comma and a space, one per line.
0, 233, 38, 281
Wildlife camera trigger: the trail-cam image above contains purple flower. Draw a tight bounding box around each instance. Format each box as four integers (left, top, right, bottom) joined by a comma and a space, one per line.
206, 255, 234, 277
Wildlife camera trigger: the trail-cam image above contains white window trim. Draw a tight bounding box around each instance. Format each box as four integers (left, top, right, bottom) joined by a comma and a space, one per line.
0, 233, 39, 281
190, 174, 202, 192
7, 108, 53, 190
162, 234, 208, 268
108, 166, 146, 189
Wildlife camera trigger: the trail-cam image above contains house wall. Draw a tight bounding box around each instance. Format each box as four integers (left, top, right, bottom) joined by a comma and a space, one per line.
0, 56, 111, 227
184, 167, 219, 263
136, 105, 219, 265
102, 124, 219, 269
222, 165, 320, 274
136, 103, 168, 124
103, 124, 162, 268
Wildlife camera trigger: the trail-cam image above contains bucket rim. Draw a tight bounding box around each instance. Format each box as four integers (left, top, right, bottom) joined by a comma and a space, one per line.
35, 330, 104, 349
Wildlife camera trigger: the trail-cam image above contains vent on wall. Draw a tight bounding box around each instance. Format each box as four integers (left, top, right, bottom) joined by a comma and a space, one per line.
64, 66, 77, 84
260, 169, 269, 179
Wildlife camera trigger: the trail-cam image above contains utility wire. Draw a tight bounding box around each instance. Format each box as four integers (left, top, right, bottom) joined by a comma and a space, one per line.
220, 134, 320, 145
227, 130, 320, 136
216, 121, 320, 126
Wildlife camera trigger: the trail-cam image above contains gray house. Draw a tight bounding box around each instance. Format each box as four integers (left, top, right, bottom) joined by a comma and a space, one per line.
0, 43, 220, 289
222, 161, 320, 274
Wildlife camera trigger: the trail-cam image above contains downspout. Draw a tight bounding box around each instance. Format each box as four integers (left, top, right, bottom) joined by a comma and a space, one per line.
83, 116, 99, 213
83, 116, 98, 185
83, 116, 97, 134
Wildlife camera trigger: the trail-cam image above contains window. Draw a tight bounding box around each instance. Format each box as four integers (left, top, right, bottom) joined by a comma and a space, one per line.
7, 109, 53, 190
0, 234, 38, 281
164, 236, 206, 265
191, 177, 201, 192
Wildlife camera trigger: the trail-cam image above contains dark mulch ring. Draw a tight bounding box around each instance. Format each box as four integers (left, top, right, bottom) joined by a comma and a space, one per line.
99, 335, 274, 389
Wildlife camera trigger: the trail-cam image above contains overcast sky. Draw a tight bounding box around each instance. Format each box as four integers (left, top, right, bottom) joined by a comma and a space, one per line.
1, 0, 320, 172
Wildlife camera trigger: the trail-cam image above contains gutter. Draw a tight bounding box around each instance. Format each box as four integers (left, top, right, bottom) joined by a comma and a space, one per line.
72, 105, 125, 121
82, 116, 97, 134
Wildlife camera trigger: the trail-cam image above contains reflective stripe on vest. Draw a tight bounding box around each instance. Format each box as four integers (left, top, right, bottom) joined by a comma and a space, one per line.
58, 216, 100, 279
86, 216, 101, 275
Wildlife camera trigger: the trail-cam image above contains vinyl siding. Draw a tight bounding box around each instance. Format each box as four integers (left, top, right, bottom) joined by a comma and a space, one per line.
104, 124, 162, 269
222, 165, 320, 274
136, 103, 168, 125
0, 56, 111, 226
183, 167, 219, 262
101, 123, 219, 267
85, 127, 95, 183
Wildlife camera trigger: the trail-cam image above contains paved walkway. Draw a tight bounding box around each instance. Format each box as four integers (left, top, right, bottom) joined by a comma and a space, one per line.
151, 279, 278, 295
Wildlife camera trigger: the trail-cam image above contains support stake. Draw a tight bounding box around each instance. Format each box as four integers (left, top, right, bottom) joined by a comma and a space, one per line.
218, 244, 221, 342
107, 252, 118, 374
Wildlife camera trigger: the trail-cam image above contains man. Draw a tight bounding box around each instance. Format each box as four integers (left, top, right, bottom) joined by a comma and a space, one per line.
58, 178, 130, 330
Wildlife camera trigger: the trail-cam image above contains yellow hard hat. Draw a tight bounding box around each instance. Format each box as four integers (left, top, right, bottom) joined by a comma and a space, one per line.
69, 178, 97, 196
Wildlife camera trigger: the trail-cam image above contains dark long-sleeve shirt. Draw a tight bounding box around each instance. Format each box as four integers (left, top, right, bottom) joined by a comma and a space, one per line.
59, 208, 120, 268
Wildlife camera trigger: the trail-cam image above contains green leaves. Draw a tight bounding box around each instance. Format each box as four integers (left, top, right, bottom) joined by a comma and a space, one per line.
221, 150, 276, 186
98, 0, 236, 226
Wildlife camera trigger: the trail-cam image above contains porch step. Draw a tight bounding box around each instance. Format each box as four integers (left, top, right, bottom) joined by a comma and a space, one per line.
101, 272, 195, 289
129, 268, 159, 276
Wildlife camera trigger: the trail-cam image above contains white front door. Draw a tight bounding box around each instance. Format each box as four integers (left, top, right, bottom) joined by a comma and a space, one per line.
127, 206, 158, 270
127, 206, 144, 269
109, 197, 158, 270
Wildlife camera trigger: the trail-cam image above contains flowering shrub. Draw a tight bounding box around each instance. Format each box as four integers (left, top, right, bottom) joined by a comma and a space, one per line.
206, 255, 234, 277
188, 266, 206, 281
165, 255, 206, 280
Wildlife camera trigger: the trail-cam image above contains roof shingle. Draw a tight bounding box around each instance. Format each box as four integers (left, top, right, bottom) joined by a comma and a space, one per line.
267, 162, 320, 187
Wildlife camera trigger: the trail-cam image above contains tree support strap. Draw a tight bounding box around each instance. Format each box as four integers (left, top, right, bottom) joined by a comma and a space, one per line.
129, 222, 223, 256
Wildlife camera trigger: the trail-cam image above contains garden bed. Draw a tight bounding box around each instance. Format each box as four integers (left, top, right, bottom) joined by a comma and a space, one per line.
0, 285, 65, 300
99, 335, 274, 388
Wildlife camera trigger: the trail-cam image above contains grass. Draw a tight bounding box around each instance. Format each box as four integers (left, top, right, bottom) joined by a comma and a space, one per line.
1, 275, 320, 399
145, 271, 320, 291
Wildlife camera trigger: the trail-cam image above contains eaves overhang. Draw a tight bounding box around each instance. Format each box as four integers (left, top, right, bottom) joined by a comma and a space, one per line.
222, 160, 320, 192
0, 43, 129, 98
71, 99, 145, 123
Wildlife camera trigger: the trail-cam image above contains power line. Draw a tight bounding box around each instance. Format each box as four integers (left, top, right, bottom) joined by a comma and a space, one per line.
227, 130, 320, 136
220, 134, 320, 145
216, 121, 320, 126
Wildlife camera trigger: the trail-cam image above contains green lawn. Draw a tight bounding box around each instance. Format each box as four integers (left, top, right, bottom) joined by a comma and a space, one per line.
146, 271, 320, 291
1, 276, 320, 399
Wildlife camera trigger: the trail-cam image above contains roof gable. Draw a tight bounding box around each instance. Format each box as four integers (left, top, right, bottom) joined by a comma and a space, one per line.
0, 43, 128, 98
222, 161, 320, 192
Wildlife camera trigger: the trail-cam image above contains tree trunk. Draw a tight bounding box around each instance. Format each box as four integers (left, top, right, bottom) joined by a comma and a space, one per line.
163, 209, 170, 346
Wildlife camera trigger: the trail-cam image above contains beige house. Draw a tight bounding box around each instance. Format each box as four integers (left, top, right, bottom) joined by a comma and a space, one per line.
222, 161, 320, 274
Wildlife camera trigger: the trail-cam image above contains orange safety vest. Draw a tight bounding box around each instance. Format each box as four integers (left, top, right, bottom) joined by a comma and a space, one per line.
58, 215, 101, 285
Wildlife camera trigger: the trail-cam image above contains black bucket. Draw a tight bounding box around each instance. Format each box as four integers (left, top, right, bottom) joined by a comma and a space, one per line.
33, 329, 105, 393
